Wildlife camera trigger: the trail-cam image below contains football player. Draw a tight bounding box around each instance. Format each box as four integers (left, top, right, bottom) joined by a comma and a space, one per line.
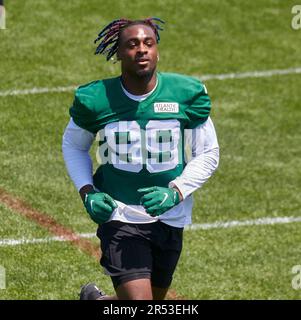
62, 17, 219, 300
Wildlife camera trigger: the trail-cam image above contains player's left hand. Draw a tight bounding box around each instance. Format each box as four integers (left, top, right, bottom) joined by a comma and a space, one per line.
138, 186, 180, 216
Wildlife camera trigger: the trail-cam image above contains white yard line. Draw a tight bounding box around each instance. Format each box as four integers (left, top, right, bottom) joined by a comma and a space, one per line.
0, 67, 301, 97
0, 85, 77, 97
1, 215, 301, 247
184, 216, 301, 230
0, 233, 95, 246
199, 67, 301, 81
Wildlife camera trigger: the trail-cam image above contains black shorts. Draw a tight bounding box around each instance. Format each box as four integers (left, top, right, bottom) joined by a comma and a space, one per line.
97, 220, 183, 289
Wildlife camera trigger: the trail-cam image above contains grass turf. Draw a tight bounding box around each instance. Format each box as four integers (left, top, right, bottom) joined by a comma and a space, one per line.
0, 0, 301, 299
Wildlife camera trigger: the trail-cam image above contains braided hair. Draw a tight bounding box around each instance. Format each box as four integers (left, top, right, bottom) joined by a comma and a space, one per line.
94, 17, 165, 61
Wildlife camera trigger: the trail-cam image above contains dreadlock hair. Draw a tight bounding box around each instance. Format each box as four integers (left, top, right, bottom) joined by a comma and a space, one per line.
94, 17, 165, 61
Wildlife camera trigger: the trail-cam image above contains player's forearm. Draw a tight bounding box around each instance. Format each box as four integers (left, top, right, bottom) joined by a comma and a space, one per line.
62, 118, 95, 192
62, 143, 94, 190
170, 147, 219, 199
170, 117, 219, 199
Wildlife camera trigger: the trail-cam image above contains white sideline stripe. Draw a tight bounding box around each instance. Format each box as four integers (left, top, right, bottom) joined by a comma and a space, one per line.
0, 85, 77, 97
1, 216, 301, 247
199, 67, 301, 81
0, 233, 95, 246
184, 216, 301, 230
0, 67, 301, 97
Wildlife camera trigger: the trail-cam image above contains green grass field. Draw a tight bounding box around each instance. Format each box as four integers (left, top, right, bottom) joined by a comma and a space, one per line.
0, 0, 301, 299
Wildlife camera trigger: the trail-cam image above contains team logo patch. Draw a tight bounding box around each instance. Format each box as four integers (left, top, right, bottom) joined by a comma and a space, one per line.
154, 102, 179, 113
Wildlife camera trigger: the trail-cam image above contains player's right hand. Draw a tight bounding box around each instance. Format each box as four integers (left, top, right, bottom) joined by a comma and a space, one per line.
84, 191, 118, 224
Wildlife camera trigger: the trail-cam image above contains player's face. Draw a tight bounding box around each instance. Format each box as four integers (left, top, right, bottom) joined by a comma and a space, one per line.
117, 24, 158, 78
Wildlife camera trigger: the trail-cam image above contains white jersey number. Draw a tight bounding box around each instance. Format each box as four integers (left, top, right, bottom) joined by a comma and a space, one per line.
97, 120, 181, 173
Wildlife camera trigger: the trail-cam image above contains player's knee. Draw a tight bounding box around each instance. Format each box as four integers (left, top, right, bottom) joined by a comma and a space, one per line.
115, 278, 153, 300
116, 289, 153, 300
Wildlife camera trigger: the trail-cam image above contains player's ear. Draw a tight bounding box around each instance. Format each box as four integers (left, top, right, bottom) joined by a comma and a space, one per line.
157, 54, 160, 62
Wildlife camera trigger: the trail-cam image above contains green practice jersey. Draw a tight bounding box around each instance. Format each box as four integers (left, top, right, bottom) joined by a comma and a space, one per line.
70, 72, 211, 205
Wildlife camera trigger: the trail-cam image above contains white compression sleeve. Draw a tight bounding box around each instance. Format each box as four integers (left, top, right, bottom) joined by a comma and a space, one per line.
169, 117, 220, 199
62, 118, 95, 191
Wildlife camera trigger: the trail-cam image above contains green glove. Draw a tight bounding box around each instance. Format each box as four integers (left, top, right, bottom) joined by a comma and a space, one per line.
84, 190, 118, 224
138, 186, 180, 217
